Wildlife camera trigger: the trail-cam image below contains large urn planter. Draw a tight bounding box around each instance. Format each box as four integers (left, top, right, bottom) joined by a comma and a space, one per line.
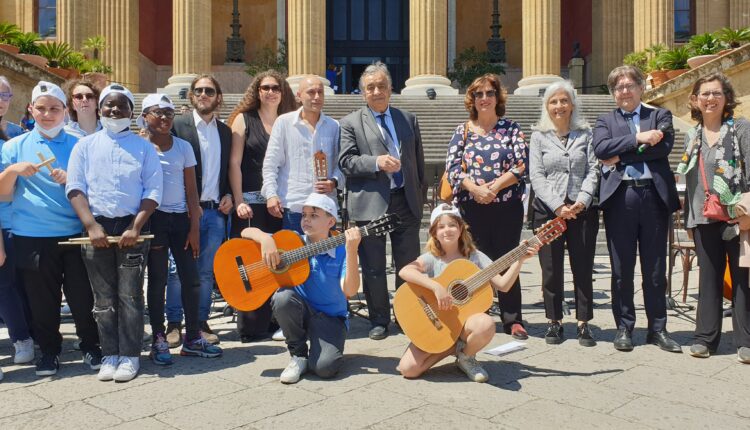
666, 69, 689, 80
717, 48, 734, 56
83, 72, 108, 89
687, 54, 719, 69
18, 54, 48, 68
650, 70, 670, 87
0, 43, 20, 55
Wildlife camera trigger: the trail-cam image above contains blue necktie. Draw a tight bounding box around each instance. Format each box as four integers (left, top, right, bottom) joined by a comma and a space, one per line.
622, 111, 645, 179
378, 114, 403, 188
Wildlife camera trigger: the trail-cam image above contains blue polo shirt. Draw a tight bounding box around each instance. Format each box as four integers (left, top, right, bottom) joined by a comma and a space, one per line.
0, 122, 26, 229
0, 129, 82, 237
293, 236, 349, 321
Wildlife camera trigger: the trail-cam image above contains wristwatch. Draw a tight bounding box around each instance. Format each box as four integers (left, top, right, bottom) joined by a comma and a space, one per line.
509, 166, 523, 180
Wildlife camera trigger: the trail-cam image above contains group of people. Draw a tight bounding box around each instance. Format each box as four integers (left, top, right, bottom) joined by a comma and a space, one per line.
0, 61, 748, 387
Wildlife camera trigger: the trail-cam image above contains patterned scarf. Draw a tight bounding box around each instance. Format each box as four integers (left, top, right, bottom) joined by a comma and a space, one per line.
676, 118, 744, 217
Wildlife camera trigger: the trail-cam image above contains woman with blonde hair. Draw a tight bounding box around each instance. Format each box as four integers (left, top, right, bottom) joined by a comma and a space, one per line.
227, 70, 297, 342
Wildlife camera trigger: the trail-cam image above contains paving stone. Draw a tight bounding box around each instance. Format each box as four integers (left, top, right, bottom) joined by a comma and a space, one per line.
369, 404, 511, 430
109, 417, 178, 430
491, 398, 647, 429
511, 374, 638, 414
611, 396, 750, 430
0, 388, 51, 419
158, 385, 325, 429
0, 401, 121, 429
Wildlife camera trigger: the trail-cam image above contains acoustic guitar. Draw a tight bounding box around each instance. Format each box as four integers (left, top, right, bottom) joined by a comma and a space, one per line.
393, 218, 567, 353
214, 213, 399, 311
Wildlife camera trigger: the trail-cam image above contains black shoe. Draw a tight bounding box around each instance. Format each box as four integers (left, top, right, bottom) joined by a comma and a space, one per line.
646, 329, 682, 353
35, 354, 59, 376
82, 347, 103, 370
368, 325, 388, 340
613, 328, 633, 351
544, 321, 564, 345
577, 323, 596, 347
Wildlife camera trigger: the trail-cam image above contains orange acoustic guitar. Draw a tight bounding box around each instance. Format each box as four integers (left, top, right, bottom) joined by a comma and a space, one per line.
393, 218, 567, 353
214, 213, 399, 311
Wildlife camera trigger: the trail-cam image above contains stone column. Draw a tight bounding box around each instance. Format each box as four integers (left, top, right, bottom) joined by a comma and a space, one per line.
730, 0, 750, 28
514, 0, 563, 95
15, 0, 35, 33
286, 0, 331, 94
633, 0, 674, 52
99, 0, 139, 91
402, 0, 457, 95
57, 0, 96, 50
591, 0, 634, 89
163, 0, 213, 98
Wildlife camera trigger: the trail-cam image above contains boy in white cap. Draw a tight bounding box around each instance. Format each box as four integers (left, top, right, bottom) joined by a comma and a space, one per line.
240, 193, 361, 384
138, 93, 222, 365
0, 80, 101, 377
66, 83, 163, 382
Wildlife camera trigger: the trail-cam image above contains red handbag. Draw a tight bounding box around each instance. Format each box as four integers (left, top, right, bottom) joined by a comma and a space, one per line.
699, 149, 730, 221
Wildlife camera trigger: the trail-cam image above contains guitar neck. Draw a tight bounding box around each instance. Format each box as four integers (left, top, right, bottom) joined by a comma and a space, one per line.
465, 236, 542, 292
280, 225, 370, 264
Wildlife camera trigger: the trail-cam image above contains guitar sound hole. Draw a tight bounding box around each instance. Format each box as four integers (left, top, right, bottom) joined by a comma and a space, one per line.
450, 283, 469, 303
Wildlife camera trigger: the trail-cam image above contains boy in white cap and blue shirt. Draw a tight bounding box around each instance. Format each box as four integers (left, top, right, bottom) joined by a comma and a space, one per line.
240, 192, 361, 384
0, 80, 101, 377
66, 83, 163, 382
137, 93, 222, 365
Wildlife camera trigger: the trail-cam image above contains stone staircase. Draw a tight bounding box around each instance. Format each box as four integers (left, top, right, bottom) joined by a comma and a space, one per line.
134, 93, 686, 255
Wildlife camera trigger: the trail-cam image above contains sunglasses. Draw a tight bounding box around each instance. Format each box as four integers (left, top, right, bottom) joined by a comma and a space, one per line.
0, 92, 12, 101
147, 109, 175, 119
260, 84, 281, 93
193, 87, 217, 97
72, 93, 96, 101
472, 90, 497, 100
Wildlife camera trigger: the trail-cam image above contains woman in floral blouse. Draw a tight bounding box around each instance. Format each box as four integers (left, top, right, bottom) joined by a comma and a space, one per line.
445, 73, 529, 340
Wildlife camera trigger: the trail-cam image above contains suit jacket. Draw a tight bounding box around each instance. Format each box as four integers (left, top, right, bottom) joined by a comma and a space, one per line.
592, 105, 680, 213
338, 106, 426, 221
529, 129, 599, 213
171, 113, 232, 200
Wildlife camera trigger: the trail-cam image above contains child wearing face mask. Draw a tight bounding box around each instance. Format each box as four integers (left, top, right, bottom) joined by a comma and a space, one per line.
66, 83, 163, 383
0, 81, 102, 378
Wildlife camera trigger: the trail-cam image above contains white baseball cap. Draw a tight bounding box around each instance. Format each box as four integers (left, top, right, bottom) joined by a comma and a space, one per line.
136, 93, 175, 129
430, 203, 462, 225
31, 81, 66, 106
99, 83, 135, 109
290, 193, 340, 222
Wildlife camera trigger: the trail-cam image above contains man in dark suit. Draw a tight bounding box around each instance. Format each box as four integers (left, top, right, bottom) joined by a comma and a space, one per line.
593, 65, 681, 353
339, 62, 426, 340
168, 74, 233, 345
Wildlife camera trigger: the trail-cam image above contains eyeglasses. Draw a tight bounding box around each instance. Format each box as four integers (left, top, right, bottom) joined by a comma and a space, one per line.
472, 90, 497, 100
260, 84, 281, 93
0, 92, 12, 101
147, 109, 175, 119
698, 90, 724, 99
72, 93, 96, 101
614, 83, 638, 93
193, 87, 217, 97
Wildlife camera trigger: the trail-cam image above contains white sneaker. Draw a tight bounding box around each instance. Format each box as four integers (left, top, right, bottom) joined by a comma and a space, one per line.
272, 328, 286, 341
280, 356, 307, 384
113, 356, 140, 382
456, 344, 488, 383
13, 338, 35, 364
97, 355, 119, 381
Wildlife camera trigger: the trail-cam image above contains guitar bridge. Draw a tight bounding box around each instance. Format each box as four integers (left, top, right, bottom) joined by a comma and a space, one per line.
418, 296, 443, 330
236, 256, 252, 292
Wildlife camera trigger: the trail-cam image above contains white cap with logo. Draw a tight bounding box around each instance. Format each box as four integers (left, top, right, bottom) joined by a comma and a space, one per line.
32, 81, 66, 106
429, 203, 462, 225
290, 193, 340, 222
98, 83, 135, 109
135, 93, 175, 129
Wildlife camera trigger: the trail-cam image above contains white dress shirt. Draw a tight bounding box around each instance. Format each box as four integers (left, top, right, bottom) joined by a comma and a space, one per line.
261, 107, 343, 211
193, 109, 221, 202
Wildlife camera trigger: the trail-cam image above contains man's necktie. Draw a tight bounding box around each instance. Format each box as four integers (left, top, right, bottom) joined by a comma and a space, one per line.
378, 114, 403, 188
622, 111, 644, 179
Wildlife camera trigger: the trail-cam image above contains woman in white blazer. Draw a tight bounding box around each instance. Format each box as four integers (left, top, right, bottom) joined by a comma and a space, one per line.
529, 80, 600, 347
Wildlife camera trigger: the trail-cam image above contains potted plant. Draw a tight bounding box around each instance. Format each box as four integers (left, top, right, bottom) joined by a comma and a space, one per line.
82, 35, 106, 60
81, 36, 111, 88
687, 32, 723, 68
0, 22, 22, 54
37, 41, 74, 74
13, 31, 47, 68
715, 26, 750, 53
658, 46, 691, 80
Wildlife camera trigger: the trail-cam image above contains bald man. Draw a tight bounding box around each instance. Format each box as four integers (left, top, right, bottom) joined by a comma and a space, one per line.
262, 76, 343, 233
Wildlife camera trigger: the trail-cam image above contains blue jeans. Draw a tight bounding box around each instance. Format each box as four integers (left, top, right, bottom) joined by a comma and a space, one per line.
166, 208, 225, 322
282, 210, 303, 234
0, 229, 31, 342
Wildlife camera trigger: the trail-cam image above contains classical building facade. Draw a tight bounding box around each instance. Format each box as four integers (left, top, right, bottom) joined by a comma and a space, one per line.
1, 0, 748, 94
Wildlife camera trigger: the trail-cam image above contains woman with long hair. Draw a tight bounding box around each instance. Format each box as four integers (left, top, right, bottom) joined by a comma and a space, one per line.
63, 78, 101, 138
227, 70, 297, 342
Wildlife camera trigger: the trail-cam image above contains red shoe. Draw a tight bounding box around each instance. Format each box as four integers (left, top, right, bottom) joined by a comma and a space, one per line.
511, 323, 528, 340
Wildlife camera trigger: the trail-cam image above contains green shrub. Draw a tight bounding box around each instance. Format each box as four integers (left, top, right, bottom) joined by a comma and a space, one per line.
447, 47, 505, 90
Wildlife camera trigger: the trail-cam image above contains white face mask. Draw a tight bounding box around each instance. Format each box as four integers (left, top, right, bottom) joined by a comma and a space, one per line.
100, 116, 132, 133
35, 122, 65, 139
